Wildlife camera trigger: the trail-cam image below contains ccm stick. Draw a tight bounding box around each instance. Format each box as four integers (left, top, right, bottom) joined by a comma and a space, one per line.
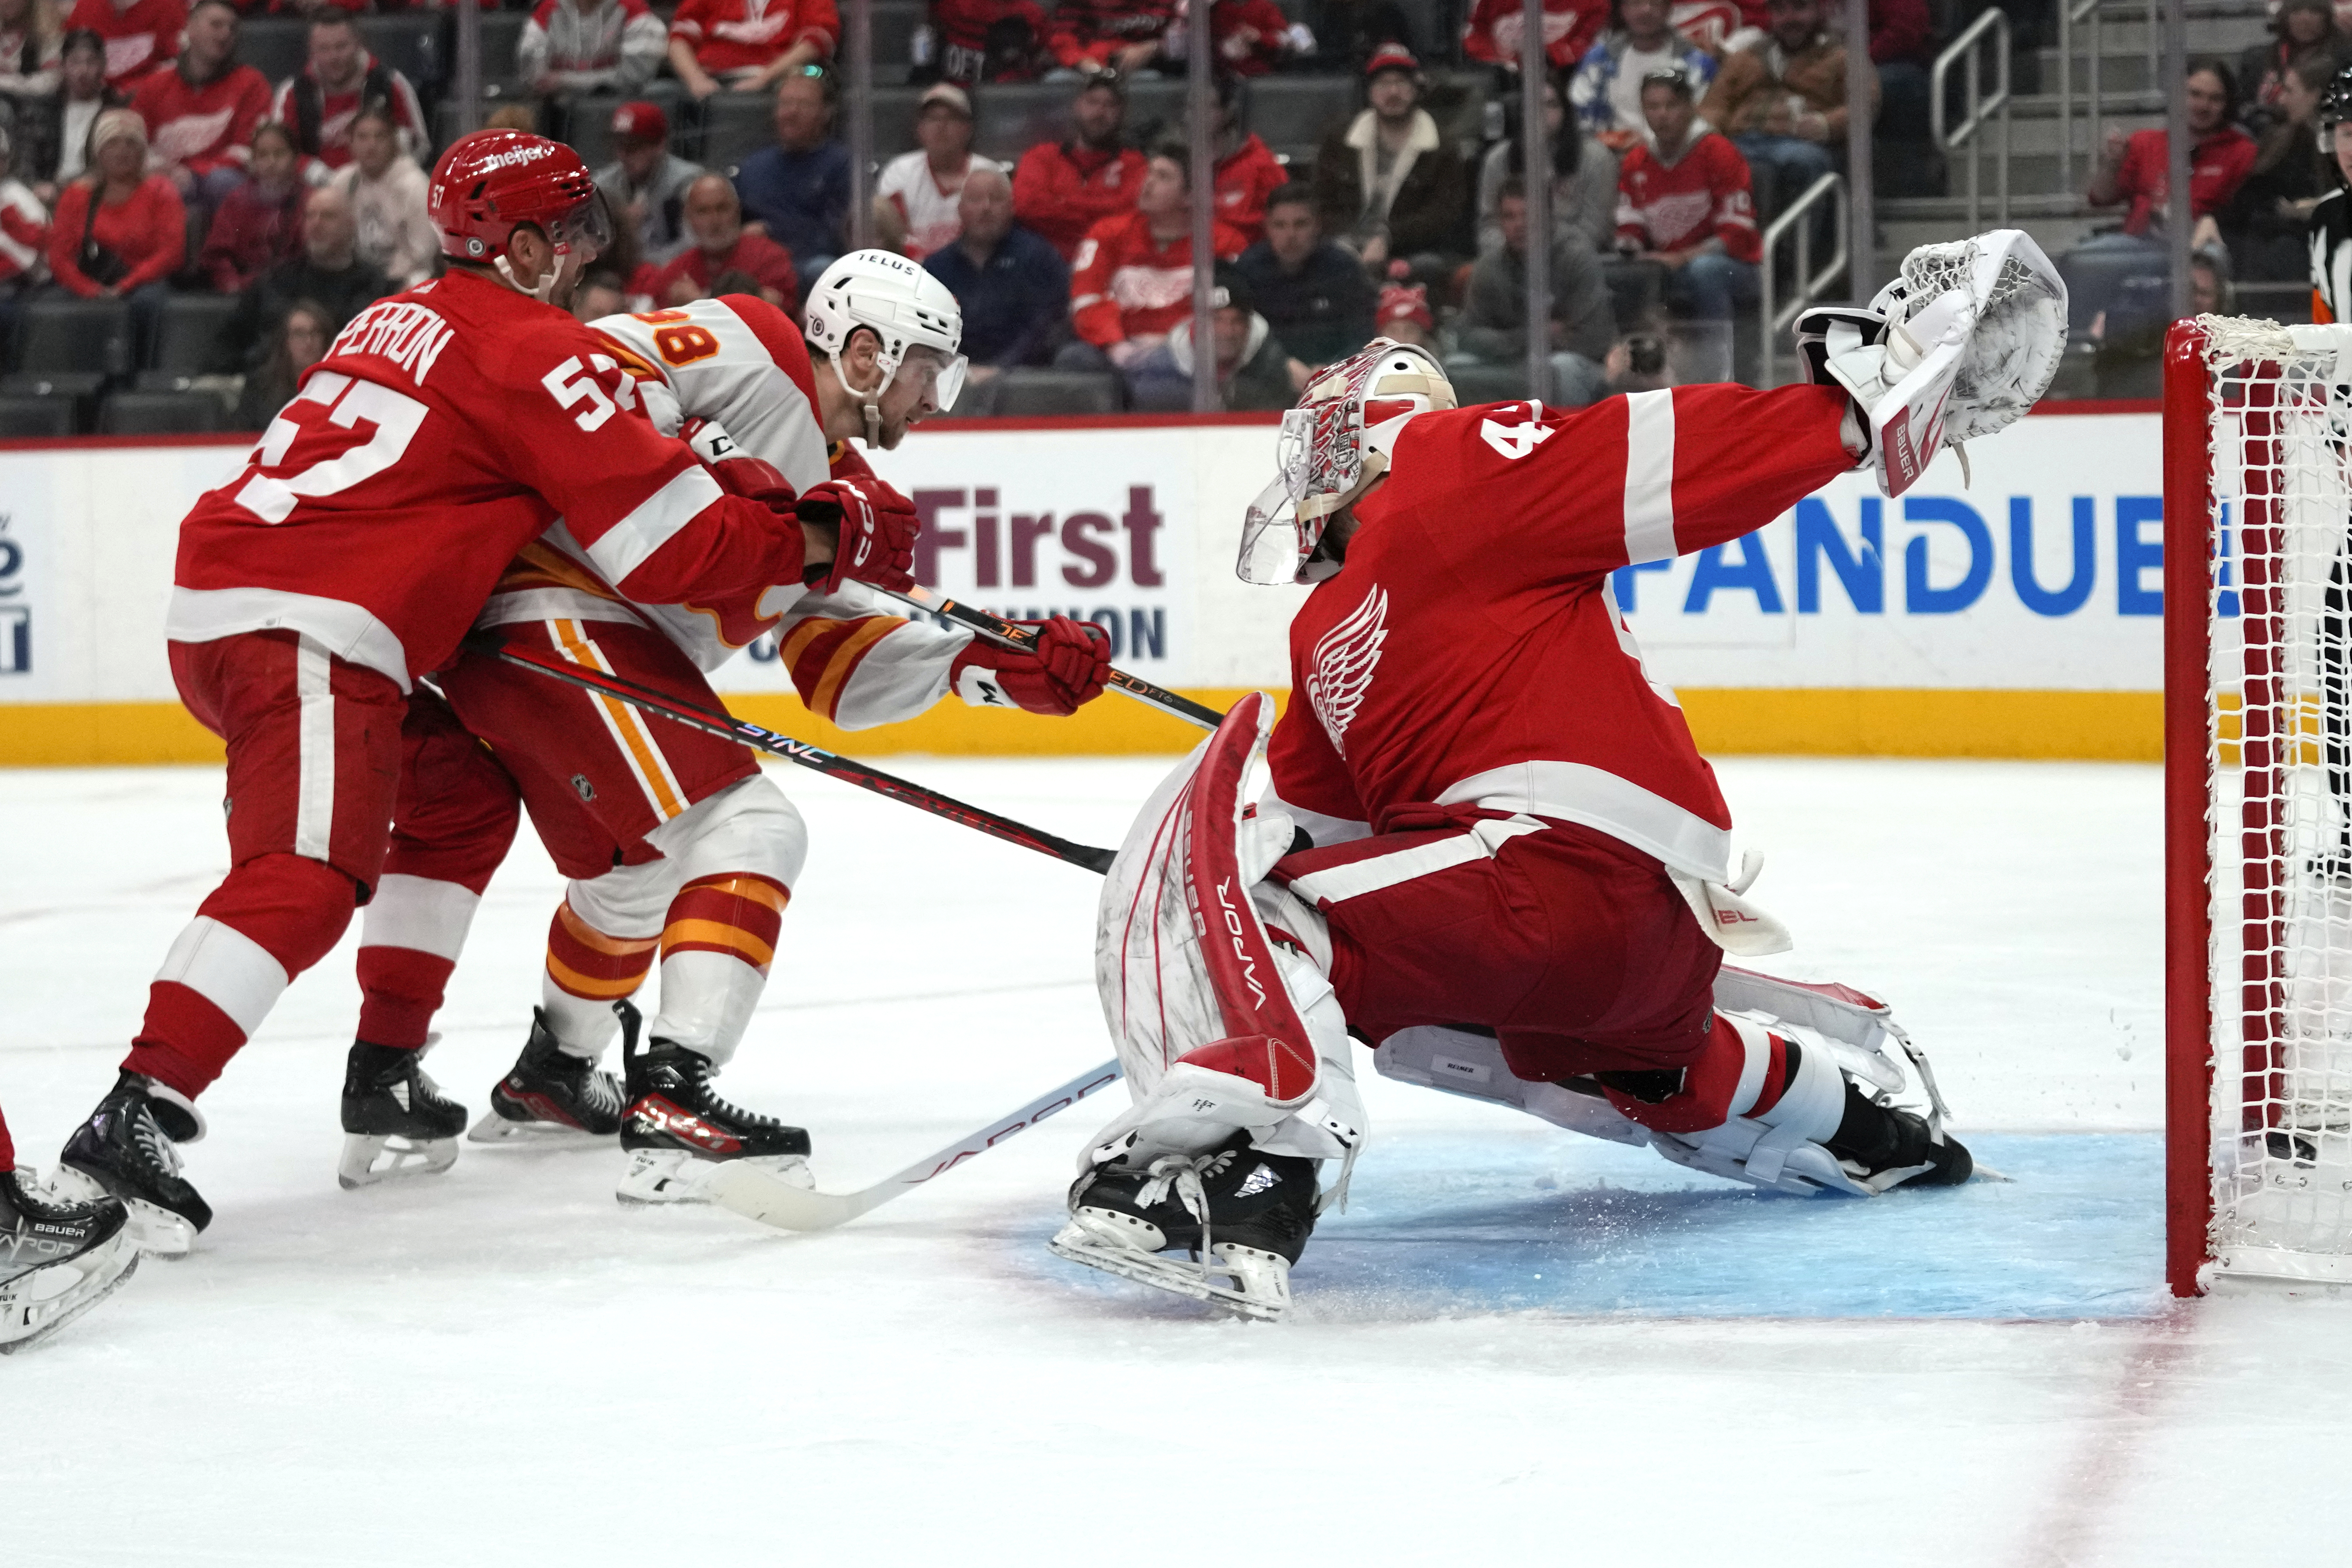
485, 640, 1129, 1229
873, 583, 1226, 731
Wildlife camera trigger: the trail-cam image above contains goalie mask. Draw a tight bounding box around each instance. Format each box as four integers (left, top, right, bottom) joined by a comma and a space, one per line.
1238, 339, 1455, 586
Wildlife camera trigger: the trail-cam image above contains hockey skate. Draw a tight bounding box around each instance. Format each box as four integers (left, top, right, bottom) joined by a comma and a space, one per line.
615, 1028, 812, 1205
338, 1042, 468, 1189
1050, 1132, 1318, 1321
467, 1005, 626, 1143
0, 1167, 139, 1354
53, 1072, 211, 1257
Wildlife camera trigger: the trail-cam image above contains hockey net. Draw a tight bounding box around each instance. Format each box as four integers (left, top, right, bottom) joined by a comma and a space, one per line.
2167, 316, 2352, 1293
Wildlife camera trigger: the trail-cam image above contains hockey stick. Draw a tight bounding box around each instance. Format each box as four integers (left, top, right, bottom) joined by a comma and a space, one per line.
704, 1058, 1124, 1231
873, 583, 1225, 732
477, 641, 1115, 874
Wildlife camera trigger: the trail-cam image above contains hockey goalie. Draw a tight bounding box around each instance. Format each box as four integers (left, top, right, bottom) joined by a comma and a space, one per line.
1051, 231, 2068, 1318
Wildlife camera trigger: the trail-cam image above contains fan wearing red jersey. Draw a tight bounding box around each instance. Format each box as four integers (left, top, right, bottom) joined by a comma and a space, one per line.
46, 131, 841, 1256
1054, 232, 2068, 1317
342, 258, 1112, 1204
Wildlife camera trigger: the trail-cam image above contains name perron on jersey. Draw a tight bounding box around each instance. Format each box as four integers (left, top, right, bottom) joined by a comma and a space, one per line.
169, 271, 793, 693
477, 293, 976, 729
1266, 384, 1858, 881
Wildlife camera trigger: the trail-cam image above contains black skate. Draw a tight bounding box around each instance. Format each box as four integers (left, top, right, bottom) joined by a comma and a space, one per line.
467, 1005, 626, 1144
54, 1072, 212, 1257
338, 1042, 468, 1189
1049, 1131, 1320, 1321
0, 1168, 139, 1353
616, 1030, 812, 1205
1823, 1078, 1973, 1191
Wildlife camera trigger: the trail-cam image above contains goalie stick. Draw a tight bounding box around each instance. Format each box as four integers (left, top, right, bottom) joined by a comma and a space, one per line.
872, 583, 1226, 732
478, 640, 1115, 874
704, 1059, 1124, 1230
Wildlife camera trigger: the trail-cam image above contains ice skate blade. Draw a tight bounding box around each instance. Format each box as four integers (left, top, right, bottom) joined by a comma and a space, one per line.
1048, 1225, 1291, 1321
466, 1109, 610, 1145
615, 1149, 812, 1206
46, 1167, 196, 1259
337, 1132, 459, 1190
0, 1237, 139, 1355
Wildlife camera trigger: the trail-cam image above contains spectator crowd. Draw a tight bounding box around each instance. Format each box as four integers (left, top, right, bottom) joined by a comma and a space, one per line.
0, 0, 2307, 429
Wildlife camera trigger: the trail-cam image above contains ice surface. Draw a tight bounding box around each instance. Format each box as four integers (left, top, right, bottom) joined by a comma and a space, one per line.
4, 756, 2349, 1565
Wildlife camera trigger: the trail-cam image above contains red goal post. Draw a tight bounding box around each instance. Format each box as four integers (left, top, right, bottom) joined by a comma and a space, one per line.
2164, 317, 2352, 1296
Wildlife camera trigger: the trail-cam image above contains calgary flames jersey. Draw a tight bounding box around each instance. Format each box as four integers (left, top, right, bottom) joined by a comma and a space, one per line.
476, 293, 976, 729
1266, 383, 1857, 882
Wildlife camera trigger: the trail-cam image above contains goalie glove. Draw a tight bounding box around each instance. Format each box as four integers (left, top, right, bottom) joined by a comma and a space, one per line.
949, 616, 1113, 716
1795, 228, 2066, 497
795, 474, 920, 595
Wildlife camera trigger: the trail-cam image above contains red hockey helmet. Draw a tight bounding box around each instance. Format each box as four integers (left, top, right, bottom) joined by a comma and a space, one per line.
428, 129, 609, 265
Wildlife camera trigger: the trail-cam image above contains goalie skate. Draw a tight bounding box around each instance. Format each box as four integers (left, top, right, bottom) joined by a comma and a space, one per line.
1049, 1132, 1316, 1321
0, 1168, 139, 1354
338, 1042, 466, 1189
1059, 694, 1365, 1318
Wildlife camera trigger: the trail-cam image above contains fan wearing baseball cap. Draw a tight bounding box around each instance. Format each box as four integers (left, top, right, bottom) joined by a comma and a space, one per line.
874, 82, 998, 261
592, 100, 705, 265
1308, 42, 1472, 279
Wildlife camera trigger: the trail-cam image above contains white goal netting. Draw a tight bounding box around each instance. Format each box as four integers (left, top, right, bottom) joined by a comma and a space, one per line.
2198, 316, 2352, 1284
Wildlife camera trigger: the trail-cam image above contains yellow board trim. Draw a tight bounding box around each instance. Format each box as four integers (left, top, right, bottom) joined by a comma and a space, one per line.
0, 689, 2164, 767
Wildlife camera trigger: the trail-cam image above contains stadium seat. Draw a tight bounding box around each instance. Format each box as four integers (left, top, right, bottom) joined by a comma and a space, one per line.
100, 391, 230, 436
1245, 77, 1358, 163
562, 83, 688, 170
972, 83, 1065, 163
991, 369, 1120, 416
864, 84, 927, 162
699, 89, 780, 167
235, 17, 308, 89
480, 10, 527, 87
871, 1, 924, 75
11, 296, 132, 377
1121, 79, 1190, 142
0, 394, 74, 439
359, 14, 446, 98
1445, 362, 1531, 404
149, 295, 243, 376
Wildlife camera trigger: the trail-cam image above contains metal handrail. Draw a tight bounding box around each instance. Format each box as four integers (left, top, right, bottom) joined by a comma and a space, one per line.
1758, 171, 1849, 388
1932, 7, 2012, 230
2056, 0, 2104, 192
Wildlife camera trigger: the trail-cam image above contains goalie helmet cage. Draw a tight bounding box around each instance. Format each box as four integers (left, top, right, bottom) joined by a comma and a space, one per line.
2165, 316, 2352, 1296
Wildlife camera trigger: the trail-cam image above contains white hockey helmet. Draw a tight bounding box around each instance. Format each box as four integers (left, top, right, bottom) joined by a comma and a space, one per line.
804, 248, 967, 434
1237, 338, 1455, 585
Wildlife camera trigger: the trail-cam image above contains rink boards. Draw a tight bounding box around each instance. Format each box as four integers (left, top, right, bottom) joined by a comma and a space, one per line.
0, 403, 2165, 765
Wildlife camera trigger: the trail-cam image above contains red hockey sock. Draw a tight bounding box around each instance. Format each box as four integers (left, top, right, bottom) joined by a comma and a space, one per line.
125, 854, 360, 1100
545, 902, 659, 1005
658, 873, 788, 976
355, 948, 456, 1050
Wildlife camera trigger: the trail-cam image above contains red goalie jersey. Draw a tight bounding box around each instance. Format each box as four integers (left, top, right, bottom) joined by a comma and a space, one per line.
1266, 383, 1856, 883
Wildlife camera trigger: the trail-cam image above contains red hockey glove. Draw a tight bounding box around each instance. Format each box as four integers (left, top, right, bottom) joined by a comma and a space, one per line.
949, 616, 1113, 716
683, 417, 798, 513
796, 475, 919, 595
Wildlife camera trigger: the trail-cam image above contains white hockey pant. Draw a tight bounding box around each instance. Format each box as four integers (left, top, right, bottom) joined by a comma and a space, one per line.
544, 774, 808, 1066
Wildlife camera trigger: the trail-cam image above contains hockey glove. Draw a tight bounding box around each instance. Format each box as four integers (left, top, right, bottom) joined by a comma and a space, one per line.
796, 475, 919, 595
683, 418, 798, 512
950, 616, 1113, 716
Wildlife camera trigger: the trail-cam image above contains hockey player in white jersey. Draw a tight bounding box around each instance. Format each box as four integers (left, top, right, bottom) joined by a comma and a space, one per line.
341, 253, 1116, 1204
1052, 233, 2067, 1317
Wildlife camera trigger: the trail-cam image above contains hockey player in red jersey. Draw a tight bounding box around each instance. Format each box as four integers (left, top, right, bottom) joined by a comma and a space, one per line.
336, 254, 1115, 1203
48, 130, 905, 1255
1052, 231, 2070, 1317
